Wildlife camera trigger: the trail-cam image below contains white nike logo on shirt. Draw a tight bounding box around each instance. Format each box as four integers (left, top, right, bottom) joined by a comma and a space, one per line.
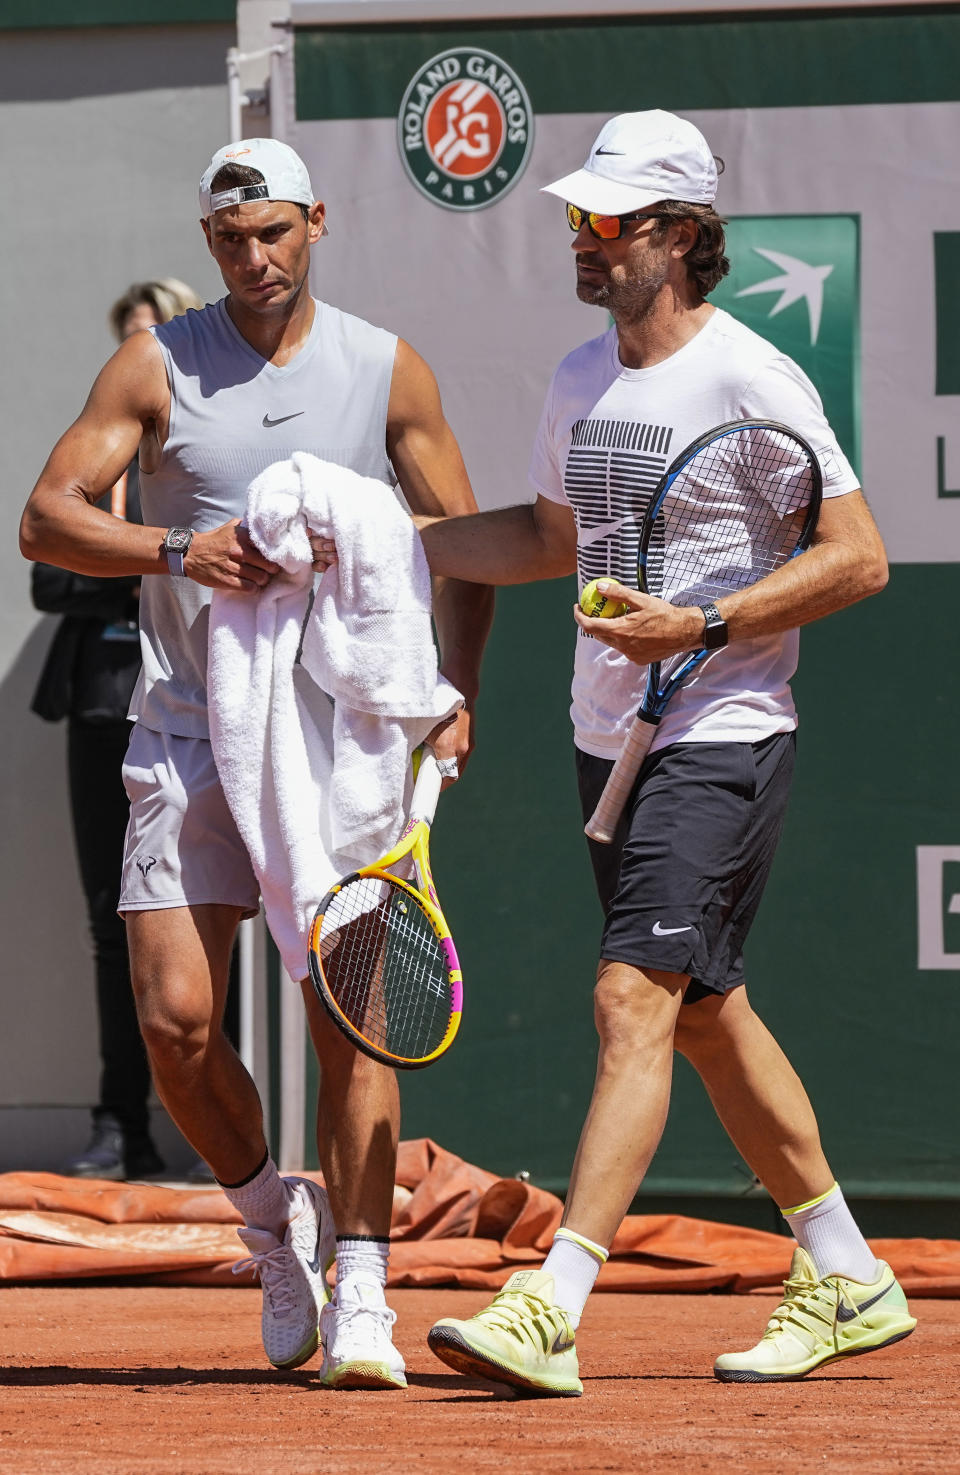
577, 512, 641, 548
652, 922, 694, 936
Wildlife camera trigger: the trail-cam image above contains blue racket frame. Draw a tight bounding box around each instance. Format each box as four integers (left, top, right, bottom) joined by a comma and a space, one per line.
584, 419, 824, 844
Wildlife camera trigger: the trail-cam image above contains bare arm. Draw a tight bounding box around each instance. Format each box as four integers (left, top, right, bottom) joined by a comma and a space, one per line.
416, 493, 579, 585
574, 488, 888, 661
19, 333, 278, 592
387, 340, 496, 773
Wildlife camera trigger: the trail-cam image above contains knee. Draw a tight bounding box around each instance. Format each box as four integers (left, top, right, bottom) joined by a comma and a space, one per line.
594, 969, 639, 1039
593, 963, 681, 1059
136, 990, 212, 1075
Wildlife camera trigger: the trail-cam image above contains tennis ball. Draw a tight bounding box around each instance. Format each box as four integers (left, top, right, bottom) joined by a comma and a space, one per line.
580, 578, 629, 619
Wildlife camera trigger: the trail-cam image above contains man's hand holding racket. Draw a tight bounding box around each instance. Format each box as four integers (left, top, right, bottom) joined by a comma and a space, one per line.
425, 703, 474, 788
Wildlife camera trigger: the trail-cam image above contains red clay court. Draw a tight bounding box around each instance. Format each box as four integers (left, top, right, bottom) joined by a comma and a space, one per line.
1, 1144, 958, 1474
2, 1284, 958, 1475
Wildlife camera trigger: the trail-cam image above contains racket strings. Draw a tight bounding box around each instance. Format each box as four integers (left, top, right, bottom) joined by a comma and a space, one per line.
316, 875, 451, 1060
651, 429, 815, 606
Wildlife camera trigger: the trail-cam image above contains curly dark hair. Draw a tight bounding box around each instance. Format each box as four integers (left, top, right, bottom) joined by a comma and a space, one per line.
651, 201, 730, 297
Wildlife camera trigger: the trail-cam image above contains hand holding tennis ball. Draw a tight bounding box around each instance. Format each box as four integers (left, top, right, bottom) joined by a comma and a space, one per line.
580, 578, 629, 619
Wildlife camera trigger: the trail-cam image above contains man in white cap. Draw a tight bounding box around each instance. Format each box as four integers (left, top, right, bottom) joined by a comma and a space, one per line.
21, 138, 492, 1389
418, 111, 915, 1395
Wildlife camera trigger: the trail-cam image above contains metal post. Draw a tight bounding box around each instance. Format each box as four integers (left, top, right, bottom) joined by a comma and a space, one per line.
225, 41, 290, 143
226, 46, 244, 143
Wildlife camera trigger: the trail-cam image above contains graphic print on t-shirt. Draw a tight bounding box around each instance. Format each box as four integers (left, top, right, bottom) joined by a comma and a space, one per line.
564, 418, 674, 595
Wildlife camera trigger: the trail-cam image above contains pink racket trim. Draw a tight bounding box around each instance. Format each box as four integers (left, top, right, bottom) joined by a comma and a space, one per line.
584, 716, 658, 844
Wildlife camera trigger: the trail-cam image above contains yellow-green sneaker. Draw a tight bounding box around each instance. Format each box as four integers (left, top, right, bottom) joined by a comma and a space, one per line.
714, 1247, 917, 1383
427, 1269, 582, 1397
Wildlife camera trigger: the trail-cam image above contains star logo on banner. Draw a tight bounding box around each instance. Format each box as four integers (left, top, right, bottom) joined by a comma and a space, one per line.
735, 248, 834, 345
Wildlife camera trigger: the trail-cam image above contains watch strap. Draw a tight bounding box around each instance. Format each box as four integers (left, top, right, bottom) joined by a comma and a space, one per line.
699, 601, 728, 651
164, 527, 193, 578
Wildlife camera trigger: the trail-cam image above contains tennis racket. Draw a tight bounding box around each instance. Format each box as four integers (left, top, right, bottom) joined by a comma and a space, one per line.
307, 747, 462, 1069
585, 419, 823, 844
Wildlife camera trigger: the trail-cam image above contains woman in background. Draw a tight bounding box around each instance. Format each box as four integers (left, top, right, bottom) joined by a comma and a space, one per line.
31, 278, 206, 1180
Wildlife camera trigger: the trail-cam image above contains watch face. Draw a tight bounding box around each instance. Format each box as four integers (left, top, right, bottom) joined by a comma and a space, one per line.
166, 528, 192, 552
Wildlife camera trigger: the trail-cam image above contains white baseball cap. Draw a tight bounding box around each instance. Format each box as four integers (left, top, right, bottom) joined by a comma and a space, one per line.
199, 138, 327, 233
542, 110, 718, 217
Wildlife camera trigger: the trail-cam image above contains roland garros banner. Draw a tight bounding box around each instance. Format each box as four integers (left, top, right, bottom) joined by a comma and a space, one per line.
281, 10, 960, 1198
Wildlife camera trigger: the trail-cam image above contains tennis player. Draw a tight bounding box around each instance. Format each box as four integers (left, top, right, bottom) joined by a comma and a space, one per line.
417, 111, 916, 1395
20, 138, 492, 1389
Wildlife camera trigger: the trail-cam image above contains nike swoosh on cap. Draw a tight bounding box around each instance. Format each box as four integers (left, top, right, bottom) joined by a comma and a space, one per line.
652, 922, 694, 936
595, 148, 626, 156
836, 1281, 893, 1321
262, 411, 305, 428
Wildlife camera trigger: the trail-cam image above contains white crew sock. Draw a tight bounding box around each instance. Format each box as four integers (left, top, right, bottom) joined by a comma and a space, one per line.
336, 1235, 390, 1289
783, 1183, 879, 1284
218, 1154, 295, 1239
541, 1228, 609, 1328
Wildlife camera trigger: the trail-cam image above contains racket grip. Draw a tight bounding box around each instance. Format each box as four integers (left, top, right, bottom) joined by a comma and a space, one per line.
409, 747, 443, 825
584, 717, 658, 844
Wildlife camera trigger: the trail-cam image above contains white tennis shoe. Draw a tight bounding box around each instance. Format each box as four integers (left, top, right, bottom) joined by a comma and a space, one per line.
235, 1176, 335, 1370
318, 1273, 408, 1389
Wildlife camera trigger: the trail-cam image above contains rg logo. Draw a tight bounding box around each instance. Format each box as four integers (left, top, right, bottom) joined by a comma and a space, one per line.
425, 80, 504, 177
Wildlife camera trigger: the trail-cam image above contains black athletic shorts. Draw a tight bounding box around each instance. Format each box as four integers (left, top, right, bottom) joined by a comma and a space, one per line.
576, 732, 796, 1004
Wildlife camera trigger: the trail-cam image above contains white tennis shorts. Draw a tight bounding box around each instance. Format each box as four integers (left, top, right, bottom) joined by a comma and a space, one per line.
119, 724, 260, 917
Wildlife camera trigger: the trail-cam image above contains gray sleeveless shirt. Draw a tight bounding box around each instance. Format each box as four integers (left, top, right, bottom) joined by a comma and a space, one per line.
133, 297, 397, 738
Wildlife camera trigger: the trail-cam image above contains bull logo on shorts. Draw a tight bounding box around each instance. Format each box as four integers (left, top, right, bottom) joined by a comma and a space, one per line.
136, 855, 157, 876
398, 47, 534, 211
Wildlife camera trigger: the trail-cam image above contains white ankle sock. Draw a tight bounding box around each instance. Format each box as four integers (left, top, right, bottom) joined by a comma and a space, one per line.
782, 1183, 879, 1283
336, 1235, 390, 1289
218, 1155, 294, 1239
541, 1228, 609, 1328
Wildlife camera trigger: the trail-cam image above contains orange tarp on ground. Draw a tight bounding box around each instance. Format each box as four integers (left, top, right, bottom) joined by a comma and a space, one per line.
0, 1138, 957, 1294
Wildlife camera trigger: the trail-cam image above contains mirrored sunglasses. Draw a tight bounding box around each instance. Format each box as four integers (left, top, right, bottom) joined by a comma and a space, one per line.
566, 202, 665, 241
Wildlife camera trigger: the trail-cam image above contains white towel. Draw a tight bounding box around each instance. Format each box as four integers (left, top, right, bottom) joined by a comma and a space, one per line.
208, 452, 462, 981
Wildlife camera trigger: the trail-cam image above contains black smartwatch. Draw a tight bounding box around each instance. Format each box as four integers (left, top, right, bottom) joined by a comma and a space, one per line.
699, 601, 728, 651
163, 526, 194, 578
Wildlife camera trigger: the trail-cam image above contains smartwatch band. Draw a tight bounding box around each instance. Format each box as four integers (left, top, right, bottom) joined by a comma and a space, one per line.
699, 601, 728, 651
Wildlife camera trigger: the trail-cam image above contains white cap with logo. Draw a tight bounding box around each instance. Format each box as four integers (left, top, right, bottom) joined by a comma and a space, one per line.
541, 110, 718, 217
199, 138, 327, 233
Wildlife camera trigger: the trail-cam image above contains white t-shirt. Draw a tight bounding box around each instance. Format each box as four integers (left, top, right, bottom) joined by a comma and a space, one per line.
529, 308, 860, 759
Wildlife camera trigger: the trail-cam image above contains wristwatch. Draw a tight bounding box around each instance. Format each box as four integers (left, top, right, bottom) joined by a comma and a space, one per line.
699, 601, 728, 651
163, 527, 194, 578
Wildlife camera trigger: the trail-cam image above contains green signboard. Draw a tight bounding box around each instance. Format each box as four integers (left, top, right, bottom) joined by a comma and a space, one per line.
714, 216, 860, 467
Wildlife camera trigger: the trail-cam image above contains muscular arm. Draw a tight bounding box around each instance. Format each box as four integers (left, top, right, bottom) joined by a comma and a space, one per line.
575, 488, 888, 661
387, 341, 496, 769
19, 333, 277, 592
